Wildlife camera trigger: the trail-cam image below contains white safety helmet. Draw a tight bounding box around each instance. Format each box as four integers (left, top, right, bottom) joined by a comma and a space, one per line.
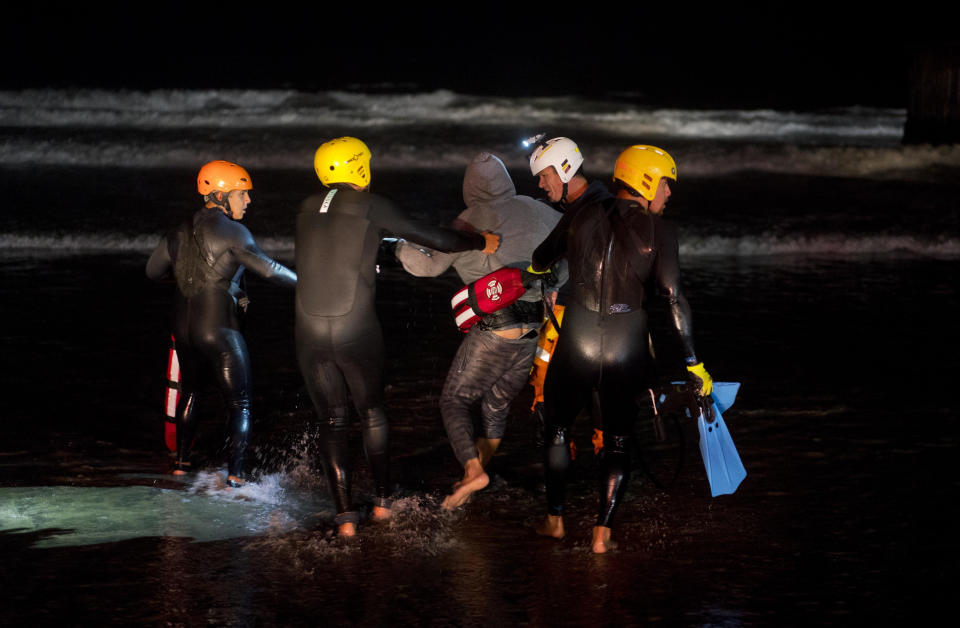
528, 137, 583, 184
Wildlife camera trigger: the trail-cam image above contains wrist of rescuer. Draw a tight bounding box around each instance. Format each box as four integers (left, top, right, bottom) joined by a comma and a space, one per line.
685, 360, 713, 397
521, 263, 555, 288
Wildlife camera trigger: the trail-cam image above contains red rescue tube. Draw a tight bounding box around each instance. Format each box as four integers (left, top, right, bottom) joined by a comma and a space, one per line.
164, 334, 180, 453
450, 267, 527, 332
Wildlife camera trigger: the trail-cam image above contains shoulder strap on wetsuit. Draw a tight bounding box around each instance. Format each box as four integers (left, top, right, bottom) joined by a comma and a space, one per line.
541, 282, 563, 331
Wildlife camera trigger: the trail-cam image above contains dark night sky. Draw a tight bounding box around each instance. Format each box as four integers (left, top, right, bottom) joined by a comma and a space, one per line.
3, 7, 955, 109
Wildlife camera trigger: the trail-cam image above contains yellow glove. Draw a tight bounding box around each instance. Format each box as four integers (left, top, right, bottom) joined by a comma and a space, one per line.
523, 263, 559, 289
686, 362, 713, 397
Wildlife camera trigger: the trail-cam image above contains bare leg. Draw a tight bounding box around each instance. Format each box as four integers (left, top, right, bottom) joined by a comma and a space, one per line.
441, 458, 489, 510
371, 505, 391, 522
476, 437, 501, 468
536, 514, 565, 539
591, 525, 616, 553
172, 460, 191, 476
452, 437, 502, 490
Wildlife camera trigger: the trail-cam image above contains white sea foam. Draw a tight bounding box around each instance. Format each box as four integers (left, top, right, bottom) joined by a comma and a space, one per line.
0, 88, 920, 171
0, 88, 906, 138
2, 231, 955, 258
3, 133, 954, 180
678, 233, 960, 258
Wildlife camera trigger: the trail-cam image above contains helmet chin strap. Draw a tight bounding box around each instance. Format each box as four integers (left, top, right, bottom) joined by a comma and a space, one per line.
560, 182, 569, 204
205, 191, 230, 213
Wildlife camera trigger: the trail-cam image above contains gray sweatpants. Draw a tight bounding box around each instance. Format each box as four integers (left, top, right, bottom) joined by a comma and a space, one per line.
439, 327, 538, 466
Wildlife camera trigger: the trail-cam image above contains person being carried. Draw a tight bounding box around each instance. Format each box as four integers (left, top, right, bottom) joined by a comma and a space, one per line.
296, 137, 499, 537
530, 145, 713, 553
146, 160, 297, 486
396, 152, 564, 509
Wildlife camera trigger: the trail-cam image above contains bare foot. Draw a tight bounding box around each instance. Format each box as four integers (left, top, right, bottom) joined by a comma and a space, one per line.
371, 506, 392, 522
338, 522, 357, 537
535, 514, 565, 539
591, 526, 616, 553
441, 459, 489, 510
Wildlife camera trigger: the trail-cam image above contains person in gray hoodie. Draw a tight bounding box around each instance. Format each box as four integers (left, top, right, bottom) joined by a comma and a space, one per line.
396, 152, 564, 509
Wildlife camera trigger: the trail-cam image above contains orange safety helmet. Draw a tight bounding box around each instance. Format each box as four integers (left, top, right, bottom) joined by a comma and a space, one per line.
197, 161, 253, 196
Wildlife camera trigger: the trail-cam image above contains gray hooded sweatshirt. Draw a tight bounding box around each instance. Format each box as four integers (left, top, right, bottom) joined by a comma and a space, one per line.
396, 152, 564, 302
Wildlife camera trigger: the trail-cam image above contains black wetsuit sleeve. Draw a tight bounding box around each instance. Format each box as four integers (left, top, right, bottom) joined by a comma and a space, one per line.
368, 197, 486, 253
230, 228, 298, 288
531, 208, 574, 271
654, 221, 697, 362
146, 234, 174, 281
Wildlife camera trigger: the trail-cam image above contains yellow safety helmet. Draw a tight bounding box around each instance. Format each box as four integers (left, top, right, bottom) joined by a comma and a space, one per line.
197, 161, 253, 196
314, 137, 371, 188
613, 145, 677, 202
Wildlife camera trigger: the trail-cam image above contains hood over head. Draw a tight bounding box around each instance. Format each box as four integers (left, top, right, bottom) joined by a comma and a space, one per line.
462, 152, 515, 206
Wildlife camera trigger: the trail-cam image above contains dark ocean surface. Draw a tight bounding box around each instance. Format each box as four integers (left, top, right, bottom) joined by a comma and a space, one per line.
1, 89, 958, 625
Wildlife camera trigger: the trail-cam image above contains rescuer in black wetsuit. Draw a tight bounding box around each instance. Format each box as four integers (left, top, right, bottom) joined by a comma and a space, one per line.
525, 137, 610, 435
147, 160, 297, 486
296, 137, 499, 537
530, 145, 713, 553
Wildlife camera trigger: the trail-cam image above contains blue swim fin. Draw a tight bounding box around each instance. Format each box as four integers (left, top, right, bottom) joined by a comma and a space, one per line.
698, 384, 746, 497
710, 382, 740, 413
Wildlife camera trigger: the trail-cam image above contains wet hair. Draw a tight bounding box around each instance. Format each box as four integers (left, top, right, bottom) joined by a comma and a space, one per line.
327, 182, 369, 192
613, 179, 642, 197
203, 191, 228, 207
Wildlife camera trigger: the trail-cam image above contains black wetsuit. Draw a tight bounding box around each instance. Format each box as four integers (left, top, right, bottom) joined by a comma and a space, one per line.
295, 187, 486, 525
147, 207, 297, 477
547, 181, 611, 306
532, 195, 697, 527
530, 180, 616, 440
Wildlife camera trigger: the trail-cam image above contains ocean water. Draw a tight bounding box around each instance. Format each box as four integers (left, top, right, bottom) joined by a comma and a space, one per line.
1, 88, 958, 625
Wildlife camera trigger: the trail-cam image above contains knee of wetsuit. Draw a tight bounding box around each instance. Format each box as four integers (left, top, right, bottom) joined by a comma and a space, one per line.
323, 413, 350, 431
531, 402, 546, 448
359, 407, 388, 431
544, 425, 571, 473
545, 424, 569, 447
359, 406, 389, 461
604, 434, 630, 456
226, 396, 252, 412
227, 404, 252, 438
